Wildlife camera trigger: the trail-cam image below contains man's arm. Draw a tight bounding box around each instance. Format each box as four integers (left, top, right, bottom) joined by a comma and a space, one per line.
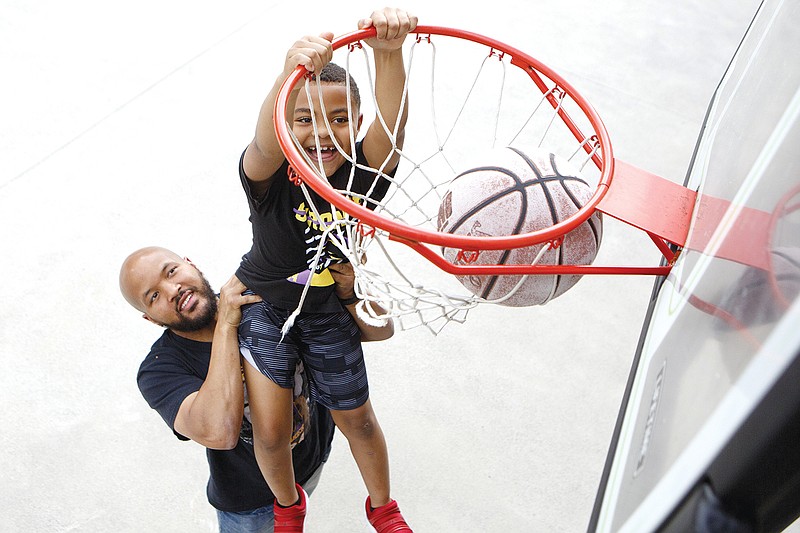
359, 8, 418, 172
329, 262, 394, 342
241, 33, 335, 198
173, 276, 261, 449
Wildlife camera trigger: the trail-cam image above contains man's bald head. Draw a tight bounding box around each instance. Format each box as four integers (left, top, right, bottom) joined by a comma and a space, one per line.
119, 246, 184, 312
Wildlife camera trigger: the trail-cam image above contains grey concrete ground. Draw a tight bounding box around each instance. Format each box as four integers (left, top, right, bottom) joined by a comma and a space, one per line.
0, 1, 760, 531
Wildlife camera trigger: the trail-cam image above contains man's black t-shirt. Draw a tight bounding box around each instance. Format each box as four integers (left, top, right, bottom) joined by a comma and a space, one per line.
236, 143, 392, 312
137, 329, 335, 512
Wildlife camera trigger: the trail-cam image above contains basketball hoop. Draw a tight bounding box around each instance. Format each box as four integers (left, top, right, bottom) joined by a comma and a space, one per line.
273, 25, 695, 332
276, 26, 615, 254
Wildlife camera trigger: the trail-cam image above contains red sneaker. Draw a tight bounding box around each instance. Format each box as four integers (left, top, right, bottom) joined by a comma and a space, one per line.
274, 484, 307, 533
366, 496, 413, 532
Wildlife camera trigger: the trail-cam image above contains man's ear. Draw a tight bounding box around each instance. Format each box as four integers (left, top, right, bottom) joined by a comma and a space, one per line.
358, 113, 364, 130
142, 314, 164, 328
184, 257, 193, 265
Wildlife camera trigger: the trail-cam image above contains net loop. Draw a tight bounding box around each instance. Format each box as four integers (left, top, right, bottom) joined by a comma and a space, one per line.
287, 165, 302, 186
357, 221, 376, 238
489, 48, 505, 61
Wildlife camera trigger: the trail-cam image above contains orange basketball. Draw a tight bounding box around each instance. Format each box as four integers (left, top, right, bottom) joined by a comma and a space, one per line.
437, 147, 603, 306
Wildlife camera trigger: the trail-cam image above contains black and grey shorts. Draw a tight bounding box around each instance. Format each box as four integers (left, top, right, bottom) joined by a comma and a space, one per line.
239, 299, 369, 411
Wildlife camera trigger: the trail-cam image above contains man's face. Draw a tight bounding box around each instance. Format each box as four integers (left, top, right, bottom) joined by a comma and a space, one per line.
293, 83, 363, 177
123, 250, 217, 332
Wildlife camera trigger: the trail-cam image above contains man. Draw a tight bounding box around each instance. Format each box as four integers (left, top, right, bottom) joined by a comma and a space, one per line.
119, 246, 391, 531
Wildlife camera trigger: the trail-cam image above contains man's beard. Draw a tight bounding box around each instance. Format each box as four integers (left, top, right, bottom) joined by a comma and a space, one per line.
166, 275, 218, 332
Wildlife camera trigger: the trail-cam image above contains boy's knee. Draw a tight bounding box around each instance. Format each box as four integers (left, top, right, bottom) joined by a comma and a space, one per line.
336, 406, 379, 437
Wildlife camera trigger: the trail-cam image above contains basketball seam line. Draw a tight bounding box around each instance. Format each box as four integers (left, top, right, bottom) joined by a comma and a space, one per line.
514, 148, 561, 302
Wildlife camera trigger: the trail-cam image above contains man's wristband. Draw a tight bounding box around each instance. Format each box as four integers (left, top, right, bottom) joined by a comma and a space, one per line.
339, 295, 361, 306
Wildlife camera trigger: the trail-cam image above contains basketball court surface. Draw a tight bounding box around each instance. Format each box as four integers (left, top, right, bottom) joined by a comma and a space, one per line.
2, 0, 797, 531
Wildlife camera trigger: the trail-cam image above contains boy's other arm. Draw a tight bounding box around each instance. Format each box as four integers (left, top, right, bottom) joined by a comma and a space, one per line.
359, 8, 418, 172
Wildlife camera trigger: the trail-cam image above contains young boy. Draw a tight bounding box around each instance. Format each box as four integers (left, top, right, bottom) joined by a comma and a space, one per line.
234, 7, 417, 533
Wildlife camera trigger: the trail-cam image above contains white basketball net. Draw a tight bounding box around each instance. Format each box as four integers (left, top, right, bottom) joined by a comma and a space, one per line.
281, 30, 604, 334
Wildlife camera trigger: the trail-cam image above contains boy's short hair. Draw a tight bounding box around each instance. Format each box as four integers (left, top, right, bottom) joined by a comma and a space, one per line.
314, 62, 361, 109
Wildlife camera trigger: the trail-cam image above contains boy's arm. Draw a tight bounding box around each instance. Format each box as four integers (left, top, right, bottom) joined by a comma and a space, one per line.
242, 33, 335, 197
172, 276, 261, 449
358, 8, 418, 172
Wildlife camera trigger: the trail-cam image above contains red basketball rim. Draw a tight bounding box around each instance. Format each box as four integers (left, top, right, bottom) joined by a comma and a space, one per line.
274, 25, 614, 251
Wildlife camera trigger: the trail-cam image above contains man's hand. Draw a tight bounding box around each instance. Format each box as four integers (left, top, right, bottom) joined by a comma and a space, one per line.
328, 262, 357, 301
329, 261, 394, 341
358, 7, 418, 52
217, 275, 261, 329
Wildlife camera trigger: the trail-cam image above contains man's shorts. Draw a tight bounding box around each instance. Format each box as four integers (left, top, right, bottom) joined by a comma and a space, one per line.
239, 299, 369, 411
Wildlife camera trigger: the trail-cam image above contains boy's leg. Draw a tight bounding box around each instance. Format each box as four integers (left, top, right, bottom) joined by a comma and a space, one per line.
299, 310, 411, 529
330, 399, 391, 506
297, 311, 389, 500
329, 401, 413, 532
239, 300, 304, 506
243, 361, 299, 506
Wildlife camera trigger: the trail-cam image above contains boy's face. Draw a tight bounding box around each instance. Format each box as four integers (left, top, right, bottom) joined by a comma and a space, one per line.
293, 83, 363, 177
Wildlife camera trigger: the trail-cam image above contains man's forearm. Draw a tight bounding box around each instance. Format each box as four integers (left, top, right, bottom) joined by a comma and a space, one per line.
182, 322, 245, 449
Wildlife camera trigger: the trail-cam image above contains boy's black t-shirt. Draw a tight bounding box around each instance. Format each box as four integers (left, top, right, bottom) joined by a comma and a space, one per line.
236, 143, 392, 312
136, 329, 335, 512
